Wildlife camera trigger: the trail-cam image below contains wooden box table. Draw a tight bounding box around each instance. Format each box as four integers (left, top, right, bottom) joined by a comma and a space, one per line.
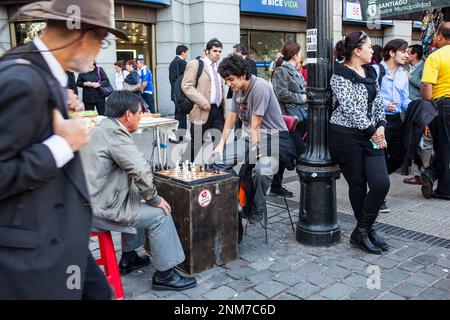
153, 169, 239, 274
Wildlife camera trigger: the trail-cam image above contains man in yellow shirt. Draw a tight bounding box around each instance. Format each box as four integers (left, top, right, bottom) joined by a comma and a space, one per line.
421, 22, 450, 200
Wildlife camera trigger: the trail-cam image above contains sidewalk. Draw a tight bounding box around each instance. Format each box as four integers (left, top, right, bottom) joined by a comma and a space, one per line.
91, 169, 450, 300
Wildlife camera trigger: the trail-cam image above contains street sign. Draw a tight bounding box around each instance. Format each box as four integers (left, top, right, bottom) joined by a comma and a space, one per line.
359, 0, 449, 20
306, 29, 318, 52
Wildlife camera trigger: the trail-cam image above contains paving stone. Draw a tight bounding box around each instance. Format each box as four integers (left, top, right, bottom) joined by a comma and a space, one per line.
232, 290, 267, 300
203, 286, 238, 300
390, 283, 422, 298
246, 270, 274, 284
287, 282, 321, 299
254, 281, 289, 298
404, 272, 439, 288
372, 257, 398, 270
378, 292, 406, 300
412, 254, 440, 265
315, 256, 345, 267
423, 265, 450, 277
435, 258, 450, 269
164, 293, 190, 300
225, 259, 250, 270
293, 262, 325, 276
269, 262, 291, 272
417, 287, 450, 300
130, 292, 158, 300
248, 260, 275, 271
183, 285, 212, 299
322, 266, 353, 279
227, 267, 256, 280
305, 274, 337, 289
342, 273, 368, 288
227, 279, 256, 292
205, 272, 233, 289
432, 278, 450, 291
336, 258, 369, 271
305, 295, 330, 300
320, 283, 354, 300
398, 260, 425, 273
273, 293, 299, 300
349, 287, 380, 300
382, 268, 411, 283
273, 271, 307, 286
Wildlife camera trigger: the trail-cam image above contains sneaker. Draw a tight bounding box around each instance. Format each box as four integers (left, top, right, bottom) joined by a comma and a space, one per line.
379, 202, 390, 213
119, 254, 150, 275
270, 186, 294, 198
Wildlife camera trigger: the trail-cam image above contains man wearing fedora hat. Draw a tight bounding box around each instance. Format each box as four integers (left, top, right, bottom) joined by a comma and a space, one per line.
0, 0, 129, 299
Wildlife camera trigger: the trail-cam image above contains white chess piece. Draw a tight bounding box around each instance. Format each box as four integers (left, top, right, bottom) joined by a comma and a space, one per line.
174, 161, 180, 176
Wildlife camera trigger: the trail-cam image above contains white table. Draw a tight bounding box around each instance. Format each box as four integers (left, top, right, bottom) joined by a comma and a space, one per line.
137, 117, 179, 171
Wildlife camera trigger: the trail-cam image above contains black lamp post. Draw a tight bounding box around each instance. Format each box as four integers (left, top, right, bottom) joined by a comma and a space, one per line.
296, 0, 341, 246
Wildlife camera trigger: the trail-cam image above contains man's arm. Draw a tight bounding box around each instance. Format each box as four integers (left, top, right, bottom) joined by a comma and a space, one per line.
421, 83, 433, 100
250, 115, 264, 146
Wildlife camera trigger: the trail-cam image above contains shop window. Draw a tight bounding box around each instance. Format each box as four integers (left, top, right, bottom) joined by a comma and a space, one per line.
115, 21, 152, 68
12, 22, 46, 47
240, 30, 297, 79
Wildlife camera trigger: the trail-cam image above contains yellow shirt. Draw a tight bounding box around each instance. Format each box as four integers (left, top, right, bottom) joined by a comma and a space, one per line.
422, 44, 450, 100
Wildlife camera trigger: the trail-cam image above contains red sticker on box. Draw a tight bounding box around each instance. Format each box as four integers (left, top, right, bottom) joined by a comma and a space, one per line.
198, 189, 212, 208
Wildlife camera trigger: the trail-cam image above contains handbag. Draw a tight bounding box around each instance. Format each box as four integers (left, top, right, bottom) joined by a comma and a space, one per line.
286, 104, 308, 122
97, 67, 113, 97
123, 70, 142, 92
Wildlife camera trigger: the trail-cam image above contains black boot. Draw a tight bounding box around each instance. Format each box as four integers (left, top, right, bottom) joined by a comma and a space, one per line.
369, 229, 389, 252
350, 212, 382, 255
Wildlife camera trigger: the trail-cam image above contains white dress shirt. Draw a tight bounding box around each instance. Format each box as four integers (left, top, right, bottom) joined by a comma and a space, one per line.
33, 37, 74, 168
202, 56, 222, 105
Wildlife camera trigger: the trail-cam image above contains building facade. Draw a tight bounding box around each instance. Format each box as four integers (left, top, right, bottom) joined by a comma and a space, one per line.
0, 0, 417, 115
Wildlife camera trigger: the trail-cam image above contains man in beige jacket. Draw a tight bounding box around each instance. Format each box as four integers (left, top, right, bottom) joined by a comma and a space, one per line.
182, 38, 226, 162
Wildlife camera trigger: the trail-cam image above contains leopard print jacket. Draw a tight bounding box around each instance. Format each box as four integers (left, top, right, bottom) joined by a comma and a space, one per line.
330, 74, 385, 132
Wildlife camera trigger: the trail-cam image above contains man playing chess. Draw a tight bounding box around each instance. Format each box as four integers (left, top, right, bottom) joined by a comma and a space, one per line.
81, 91, 196, 291
210, 55, 297, 242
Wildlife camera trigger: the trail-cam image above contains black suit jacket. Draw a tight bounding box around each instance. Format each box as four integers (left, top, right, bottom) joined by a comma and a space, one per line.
169, 56, 187, 101
245, 57, 258, 77
0, 43, 93, 299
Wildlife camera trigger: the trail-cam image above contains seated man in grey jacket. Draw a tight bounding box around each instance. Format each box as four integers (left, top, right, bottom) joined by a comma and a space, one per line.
81, 91, 196, 292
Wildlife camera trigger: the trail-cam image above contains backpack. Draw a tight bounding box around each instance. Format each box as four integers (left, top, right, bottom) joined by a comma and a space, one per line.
173, 58, 204, 114
374, 63, 386, 87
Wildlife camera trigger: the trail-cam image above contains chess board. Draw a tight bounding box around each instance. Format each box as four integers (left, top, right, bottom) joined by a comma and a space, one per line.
154, 169, 232, 186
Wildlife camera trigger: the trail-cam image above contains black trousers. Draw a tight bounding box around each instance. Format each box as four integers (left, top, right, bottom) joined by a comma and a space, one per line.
85, 99, 106, 116
81, 253, 112, 300
339, 156, 390, 218
142, 93, 155, 114
187, 104, 224, 162
425, 98, 450, 197
174, 103, 187, 131
385, 115, 405, 174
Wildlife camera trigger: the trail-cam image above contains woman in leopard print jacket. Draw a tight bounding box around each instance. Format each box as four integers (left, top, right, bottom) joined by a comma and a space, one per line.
329, 31, 390, 255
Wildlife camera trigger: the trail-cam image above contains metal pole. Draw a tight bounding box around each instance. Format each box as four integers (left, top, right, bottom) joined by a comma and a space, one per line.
296, 0, 341, 246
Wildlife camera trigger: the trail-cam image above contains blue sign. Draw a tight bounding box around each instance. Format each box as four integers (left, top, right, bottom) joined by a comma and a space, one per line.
133, 0, 171, 5
240, 0, 306, 17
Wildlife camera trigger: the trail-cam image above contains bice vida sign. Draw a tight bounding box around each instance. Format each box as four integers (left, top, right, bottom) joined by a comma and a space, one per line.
240, 0, 307, 17
359, 0, 449, 20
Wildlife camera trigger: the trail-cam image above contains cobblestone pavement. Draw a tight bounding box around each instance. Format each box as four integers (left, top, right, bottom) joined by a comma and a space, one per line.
90, 130, 450, 300
90, 169, 450, 300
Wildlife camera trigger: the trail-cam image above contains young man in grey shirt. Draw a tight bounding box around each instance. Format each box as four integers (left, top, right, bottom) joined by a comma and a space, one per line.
210, 55, 297, 242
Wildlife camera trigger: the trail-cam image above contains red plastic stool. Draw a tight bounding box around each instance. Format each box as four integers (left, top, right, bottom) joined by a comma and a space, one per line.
90, 231, 125, 300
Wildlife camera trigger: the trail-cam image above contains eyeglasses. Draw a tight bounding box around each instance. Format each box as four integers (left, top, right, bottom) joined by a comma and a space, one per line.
86, 29, 111, 50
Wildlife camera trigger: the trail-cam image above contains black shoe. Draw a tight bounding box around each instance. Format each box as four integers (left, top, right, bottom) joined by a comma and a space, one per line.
369, 229, 389, 252
431, 192, 450, 200
421, 173, 434, 199
119, 254, 150, 275
350, 227, 382, 255
152, 269, 197, 291
379, 202, 390, 213
270, 186, 294, 198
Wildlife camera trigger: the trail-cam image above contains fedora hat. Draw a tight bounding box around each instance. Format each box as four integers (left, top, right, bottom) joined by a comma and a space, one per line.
19, 0, 128, 40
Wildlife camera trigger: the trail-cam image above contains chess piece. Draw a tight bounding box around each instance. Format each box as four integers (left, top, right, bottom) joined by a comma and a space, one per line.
174, 160, 180, 176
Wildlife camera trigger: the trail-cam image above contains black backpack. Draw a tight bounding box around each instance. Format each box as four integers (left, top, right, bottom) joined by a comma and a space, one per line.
173, 58, 204, 114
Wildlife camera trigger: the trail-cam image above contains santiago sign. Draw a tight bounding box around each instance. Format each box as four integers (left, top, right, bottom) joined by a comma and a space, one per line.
359, 0, 449, 20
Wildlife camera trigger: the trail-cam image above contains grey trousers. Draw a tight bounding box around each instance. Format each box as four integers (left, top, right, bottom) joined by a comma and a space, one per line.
121, 204, 186, 272
211, 136, 279, 216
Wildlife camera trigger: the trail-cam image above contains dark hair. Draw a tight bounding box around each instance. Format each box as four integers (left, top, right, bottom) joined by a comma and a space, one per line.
408, 44, 423, 60
136, 59, 145, 64
276, 41, 301, 67
114, 61, 124, 69
105, 91, 144, 118
176, 45, 189, 56
382, 39, 409, 61
218, 54, 251, 80
206, 38, 223, 51
372, 44, 383, 64
126, 59, 137, 69
334, 40, 345, 61
233, 44, 248, 55
438, 22, 450, 40
343, 31, 369, 62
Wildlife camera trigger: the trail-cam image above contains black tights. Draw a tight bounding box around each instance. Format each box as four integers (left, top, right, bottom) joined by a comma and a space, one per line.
339, 156, 390, 219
